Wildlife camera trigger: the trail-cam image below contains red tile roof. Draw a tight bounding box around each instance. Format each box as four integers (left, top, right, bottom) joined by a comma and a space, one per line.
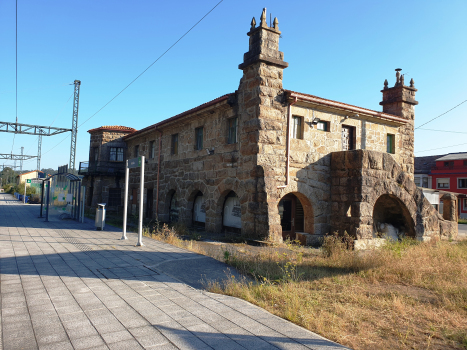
87, 125, 136, 134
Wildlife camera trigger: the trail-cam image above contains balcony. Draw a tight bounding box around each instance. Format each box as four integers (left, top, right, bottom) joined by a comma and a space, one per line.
432, 165, 467, 171
78, 161, 125, 176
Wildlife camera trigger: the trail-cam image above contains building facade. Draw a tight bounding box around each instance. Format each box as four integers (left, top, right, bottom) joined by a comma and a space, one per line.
81, 9, 458, 243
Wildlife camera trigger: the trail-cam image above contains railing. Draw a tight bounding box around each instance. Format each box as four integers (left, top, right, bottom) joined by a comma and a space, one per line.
432, 165, 467, 171
78, 161, 124, 176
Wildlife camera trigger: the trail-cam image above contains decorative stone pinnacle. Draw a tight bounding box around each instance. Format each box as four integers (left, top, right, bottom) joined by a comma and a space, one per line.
410, 78, 415, 88
400, 74, 405, 86
395, 68, 402, 87
273, 17, 279, 30
384, 79, 388, 89
260, 8, 267, 27
251, 17, 256, 29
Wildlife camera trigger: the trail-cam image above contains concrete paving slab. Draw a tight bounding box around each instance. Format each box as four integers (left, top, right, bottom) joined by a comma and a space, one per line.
0, 193, 349, 350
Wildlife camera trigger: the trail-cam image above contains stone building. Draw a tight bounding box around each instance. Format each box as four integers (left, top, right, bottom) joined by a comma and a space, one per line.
80, 126, 136, 210
81, 9, 457, 244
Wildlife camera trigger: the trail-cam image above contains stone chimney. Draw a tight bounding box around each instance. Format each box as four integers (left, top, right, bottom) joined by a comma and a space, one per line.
380, 69, 418, 178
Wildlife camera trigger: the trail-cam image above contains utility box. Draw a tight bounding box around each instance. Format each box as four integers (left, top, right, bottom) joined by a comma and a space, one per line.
95, 203, 106, 230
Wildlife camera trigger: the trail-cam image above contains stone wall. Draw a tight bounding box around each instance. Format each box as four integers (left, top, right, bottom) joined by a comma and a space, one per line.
330, 149, 457, 242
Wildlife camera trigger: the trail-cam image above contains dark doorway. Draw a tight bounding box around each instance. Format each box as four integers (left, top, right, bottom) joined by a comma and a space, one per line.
146, 189, 153, 219
169, 192, 179, 223
278, 194, 305, 240
373, 194, 415, 238
87, 187, 93, 206
342, 125, 355, 151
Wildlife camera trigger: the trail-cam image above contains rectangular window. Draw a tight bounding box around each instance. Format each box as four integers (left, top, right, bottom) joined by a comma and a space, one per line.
227, 117, 237, 144
414, 177, 421, 187
171, 134, 179, 155
387, 134, 395, 154
93, 147, 99, 162
134, 145, 139, 158
109, 147, 124, 162
464, 198, 467, 211
195, 127, 203, 150
437, 178, 450, 189
316, 121, 328, 131
422, 177, 428, 188
458, 178, 467, 189
464, 160, 467, 167
292, 116, 303, 139
444, 161, 454, 167
149, 141, 155, 159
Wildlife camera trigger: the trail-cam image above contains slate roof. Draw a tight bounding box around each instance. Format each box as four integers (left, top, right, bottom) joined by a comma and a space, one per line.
435, 152, 467, 161
414, 155, 443, 174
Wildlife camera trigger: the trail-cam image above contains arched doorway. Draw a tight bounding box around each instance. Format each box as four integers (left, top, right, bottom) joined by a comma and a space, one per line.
223, 191, 241, 232
192, 191, 206, 228
278, 193, 305, 240
373, 194, 415, 239
169, 191, 179, 223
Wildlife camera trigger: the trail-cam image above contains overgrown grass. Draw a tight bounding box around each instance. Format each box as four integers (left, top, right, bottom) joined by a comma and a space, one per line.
459, 218, 467, 225
148, 225, 467, 350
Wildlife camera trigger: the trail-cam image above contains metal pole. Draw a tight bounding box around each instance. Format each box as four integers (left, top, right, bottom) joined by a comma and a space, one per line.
23, 180, 26, 204
137, 156, 144, 246
39, 180, 44, 217
45, 180, 50, 222
77, 182, 81, 222
81, 186, 85, 223
121, 160, 129, 240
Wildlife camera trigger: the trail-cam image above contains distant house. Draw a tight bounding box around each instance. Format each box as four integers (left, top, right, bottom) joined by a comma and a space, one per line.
415, 152, 467, 219
16, 170, 45, 186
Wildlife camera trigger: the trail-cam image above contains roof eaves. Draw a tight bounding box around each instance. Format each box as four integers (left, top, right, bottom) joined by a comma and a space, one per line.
124, 93, 233, 141
285, 90, 407, 124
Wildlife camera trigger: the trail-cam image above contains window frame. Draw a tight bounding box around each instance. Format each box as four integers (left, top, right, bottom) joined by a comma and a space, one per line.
195, 127, 204, 150
316, 121, 328, 132
436, 178, 450, 189
227, 117, 238, 144
292, 116, 304, 139
444, 161, 454, 168
464, 198, 467, 211
458, 178, 467, 189
387, 134, 395, 154
171, 134, 179, 155
108, 188, 122, 207
93, 147, 99, 162
109, 147, 124, 162
414, 176, 421, 187
134, 145, 139, 158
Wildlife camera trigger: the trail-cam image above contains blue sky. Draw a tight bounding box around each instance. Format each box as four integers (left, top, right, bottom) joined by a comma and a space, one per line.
0, 0, 466, 171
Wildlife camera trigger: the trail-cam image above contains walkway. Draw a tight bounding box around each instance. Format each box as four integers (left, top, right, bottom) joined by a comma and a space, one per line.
0, 193, 347, 350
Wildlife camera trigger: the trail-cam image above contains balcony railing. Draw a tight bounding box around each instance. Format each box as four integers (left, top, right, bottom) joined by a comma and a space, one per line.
78, 161, 124, 176
432, 165, 467, 171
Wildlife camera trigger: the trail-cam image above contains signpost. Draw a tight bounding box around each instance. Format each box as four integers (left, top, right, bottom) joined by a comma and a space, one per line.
122, 156, 145, 246
24, 179, 30, 203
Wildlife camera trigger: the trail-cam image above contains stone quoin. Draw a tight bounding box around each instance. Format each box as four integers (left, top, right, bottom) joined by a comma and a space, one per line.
80, 8, 458, 245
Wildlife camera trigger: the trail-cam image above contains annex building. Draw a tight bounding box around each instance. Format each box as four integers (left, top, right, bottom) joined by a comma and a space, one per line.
80, 9, 458, 245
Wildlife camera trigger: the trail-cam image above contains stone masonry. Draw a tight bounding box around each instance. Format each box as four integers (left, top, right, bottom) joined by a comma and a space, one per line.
81, 9, 458, 245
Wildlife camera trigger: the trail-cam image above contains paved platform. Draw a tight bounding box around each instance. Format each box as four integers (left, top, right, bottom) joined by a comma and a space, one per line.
0, 193, 347, 350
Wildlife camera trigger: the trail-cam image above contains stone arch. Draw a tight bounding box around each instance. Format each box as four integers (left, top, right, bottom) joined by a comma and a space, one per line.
184, 182, 209, 227
211, 179, 245, 233
162, 189, 179, 223
372, 194, 416, 239
277, 191, 314, 243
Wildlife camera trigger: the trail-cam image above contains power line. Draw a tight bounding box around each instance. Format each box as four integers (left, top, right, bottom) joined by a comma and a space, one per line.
415, 99, 467, 129
78, 0, 224, 129
416, 128, 467, 134
11, 0, 18, 156
416, 142, 467, 153
28, 0, 224, 169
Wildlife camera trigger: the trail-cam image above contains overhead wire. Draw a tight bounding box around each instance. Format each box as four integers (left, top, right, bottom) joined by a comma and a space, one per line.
10, 0, 18, 155
37, 0, 224, 167
416, 128, 467, 134
415, 99, 467, 129
416, 142, 467, 153
78, 0, 224, 129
